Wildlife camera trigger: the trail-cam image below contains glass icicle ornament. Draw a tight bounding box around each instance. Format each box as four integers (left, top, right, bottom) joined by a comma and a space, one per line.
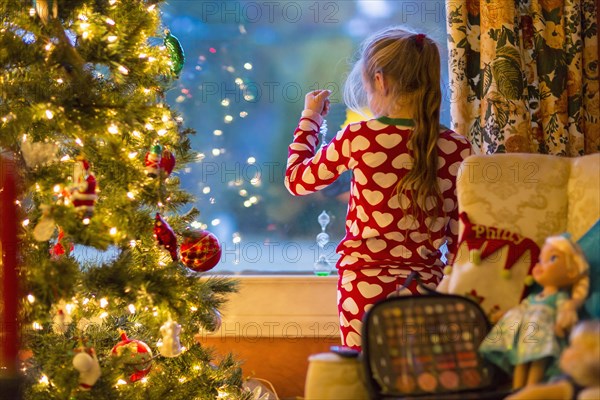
314, 210, 332, 276
319, 119, 328, 149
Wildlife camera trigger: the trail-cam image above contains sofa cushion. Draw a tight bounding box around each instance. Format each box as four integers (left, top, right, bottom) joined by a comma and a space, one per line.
456, 153, 573, 246
568, 154, 600, 240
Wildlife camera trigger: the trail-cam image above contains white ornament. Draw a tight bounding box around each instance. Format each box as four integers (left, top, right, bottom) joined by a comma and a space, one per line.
157, 320, 182, 358
20, 139, 58, 168
52, 300, 72, 334
52, 309, 71, 334
33, 216, 56, 242
72, 349, 101, 390
77, 316, 103, 333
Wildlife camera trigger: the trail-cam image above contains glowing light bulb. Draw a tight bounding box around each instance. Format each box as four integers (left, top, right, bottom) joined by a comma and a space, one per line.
211, 219, 220, 226
202, 187, 211, 194
100, 298, 108, 308
22, 219, 30, 227
27, 294, 35, 303
221, 99, 230, 107
107, 35, 118, 43
126, 192, 135, 199
82, 218, 90, 225
105, 17, 115, 25
45, 110, 54, 119
128, 304, 136, 314
224, 115, 233, 123
75, 138, 84, 147
109, 227, 117, 236
157, 129, 167, 136
117, 65, 129, 75
39, 375, 49, 385
212, 148, 221, 156
213, 130, 223, 136
32, 322, 43, 330
247, 157, 256, 164
108, 124, 119, 134
116, 379, 127, 386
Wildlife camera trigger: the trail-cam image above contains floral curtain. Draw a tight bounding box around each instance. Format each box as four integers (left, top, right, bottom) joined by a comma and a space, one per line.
446, 0, 599, 155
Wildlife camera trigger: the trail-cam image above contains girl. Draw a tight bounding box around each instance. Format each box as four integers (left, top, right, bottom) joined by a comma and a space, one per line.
480, 234, 590, 389
284, 27, 472, 351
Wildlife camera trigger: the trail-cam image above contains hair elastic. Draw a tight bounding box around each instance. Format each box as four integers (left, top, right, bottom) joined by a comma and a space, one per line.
414, 33, 426, 49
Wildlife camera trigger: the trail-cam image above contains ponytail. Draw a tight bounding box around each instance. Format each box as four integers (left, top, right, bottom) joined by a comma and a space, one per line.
394, 34, 444, 224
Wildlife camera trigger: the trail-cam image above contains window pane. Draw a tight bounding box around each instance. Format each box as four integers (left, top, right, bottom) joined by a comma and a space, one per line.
163, 0, 450, 274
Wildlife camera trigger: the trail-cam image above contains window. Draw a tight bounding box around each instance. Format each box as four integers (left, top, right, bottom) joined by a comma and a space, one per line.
163, 0, 450, 274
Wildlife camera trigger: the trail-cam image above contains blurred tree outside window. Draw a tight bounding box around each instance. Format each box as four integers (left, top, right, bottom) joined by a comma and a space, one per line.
162, 0, 450, 274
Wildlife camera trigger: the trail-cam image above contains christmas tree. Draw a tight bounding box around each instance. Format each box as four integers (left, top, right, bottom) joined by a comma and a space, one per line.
0, 1, 249, 398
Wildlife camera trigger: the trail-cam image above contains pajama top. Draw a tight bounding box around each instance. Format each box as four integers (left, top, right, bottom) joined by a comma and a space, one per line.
285, 110, 473, 275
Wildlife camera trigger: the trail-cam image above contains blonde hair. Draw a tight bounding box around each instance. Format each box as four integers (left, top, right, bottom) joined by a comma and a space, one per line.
545, 235, 590, 304
343, 27, 444, 219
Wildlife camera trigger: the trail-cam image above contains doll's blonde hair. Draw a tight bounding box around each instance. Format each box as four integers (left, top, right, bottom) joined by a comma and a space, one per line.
545, 235, 590, 305
343, 27, 444, 222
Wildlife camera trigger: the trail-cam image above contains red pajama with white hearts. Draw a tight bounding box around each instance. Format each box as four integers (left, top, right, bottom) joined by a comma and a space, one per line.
285, 110, 473, 351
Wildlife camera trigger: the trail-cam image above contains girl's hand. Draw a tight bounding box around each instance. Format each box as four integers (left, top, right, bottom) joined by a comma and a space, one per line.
304, 90, 331, 116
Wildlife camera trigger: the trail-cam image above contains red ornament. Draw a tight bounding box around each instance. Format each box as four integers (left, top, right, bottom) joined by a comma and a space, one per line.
50, 227, 73, 258
145, 145, 176, 178
111, 331, 153, 382
180, 230, 222, 272
153, 213, 178, 261
159, 149, 176, 176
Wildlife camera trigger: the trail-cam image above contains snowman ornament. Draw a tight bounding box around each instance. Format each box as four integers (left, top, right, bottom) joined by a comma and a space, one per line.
157, 320, 182, 358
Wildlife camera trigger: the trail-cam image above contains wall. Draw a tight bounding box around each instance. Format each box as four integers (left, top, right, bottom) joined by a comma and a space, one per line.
199, 275, 340, 399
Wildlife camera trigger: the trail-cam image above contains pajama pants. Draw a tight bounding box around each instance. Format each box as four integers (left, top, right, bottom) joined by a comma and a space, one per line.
337, 267, 442, 351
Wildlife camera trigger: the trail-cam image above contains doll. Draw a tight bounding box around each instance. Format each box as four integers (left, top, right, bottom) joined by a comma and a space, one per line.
506, 320, 600, 400
479, 234, 590, 389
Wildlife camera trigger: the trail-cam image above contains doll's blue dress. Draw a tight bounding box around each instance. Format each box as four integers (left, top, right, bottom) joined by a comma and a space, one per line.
479, 291, 568, 378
